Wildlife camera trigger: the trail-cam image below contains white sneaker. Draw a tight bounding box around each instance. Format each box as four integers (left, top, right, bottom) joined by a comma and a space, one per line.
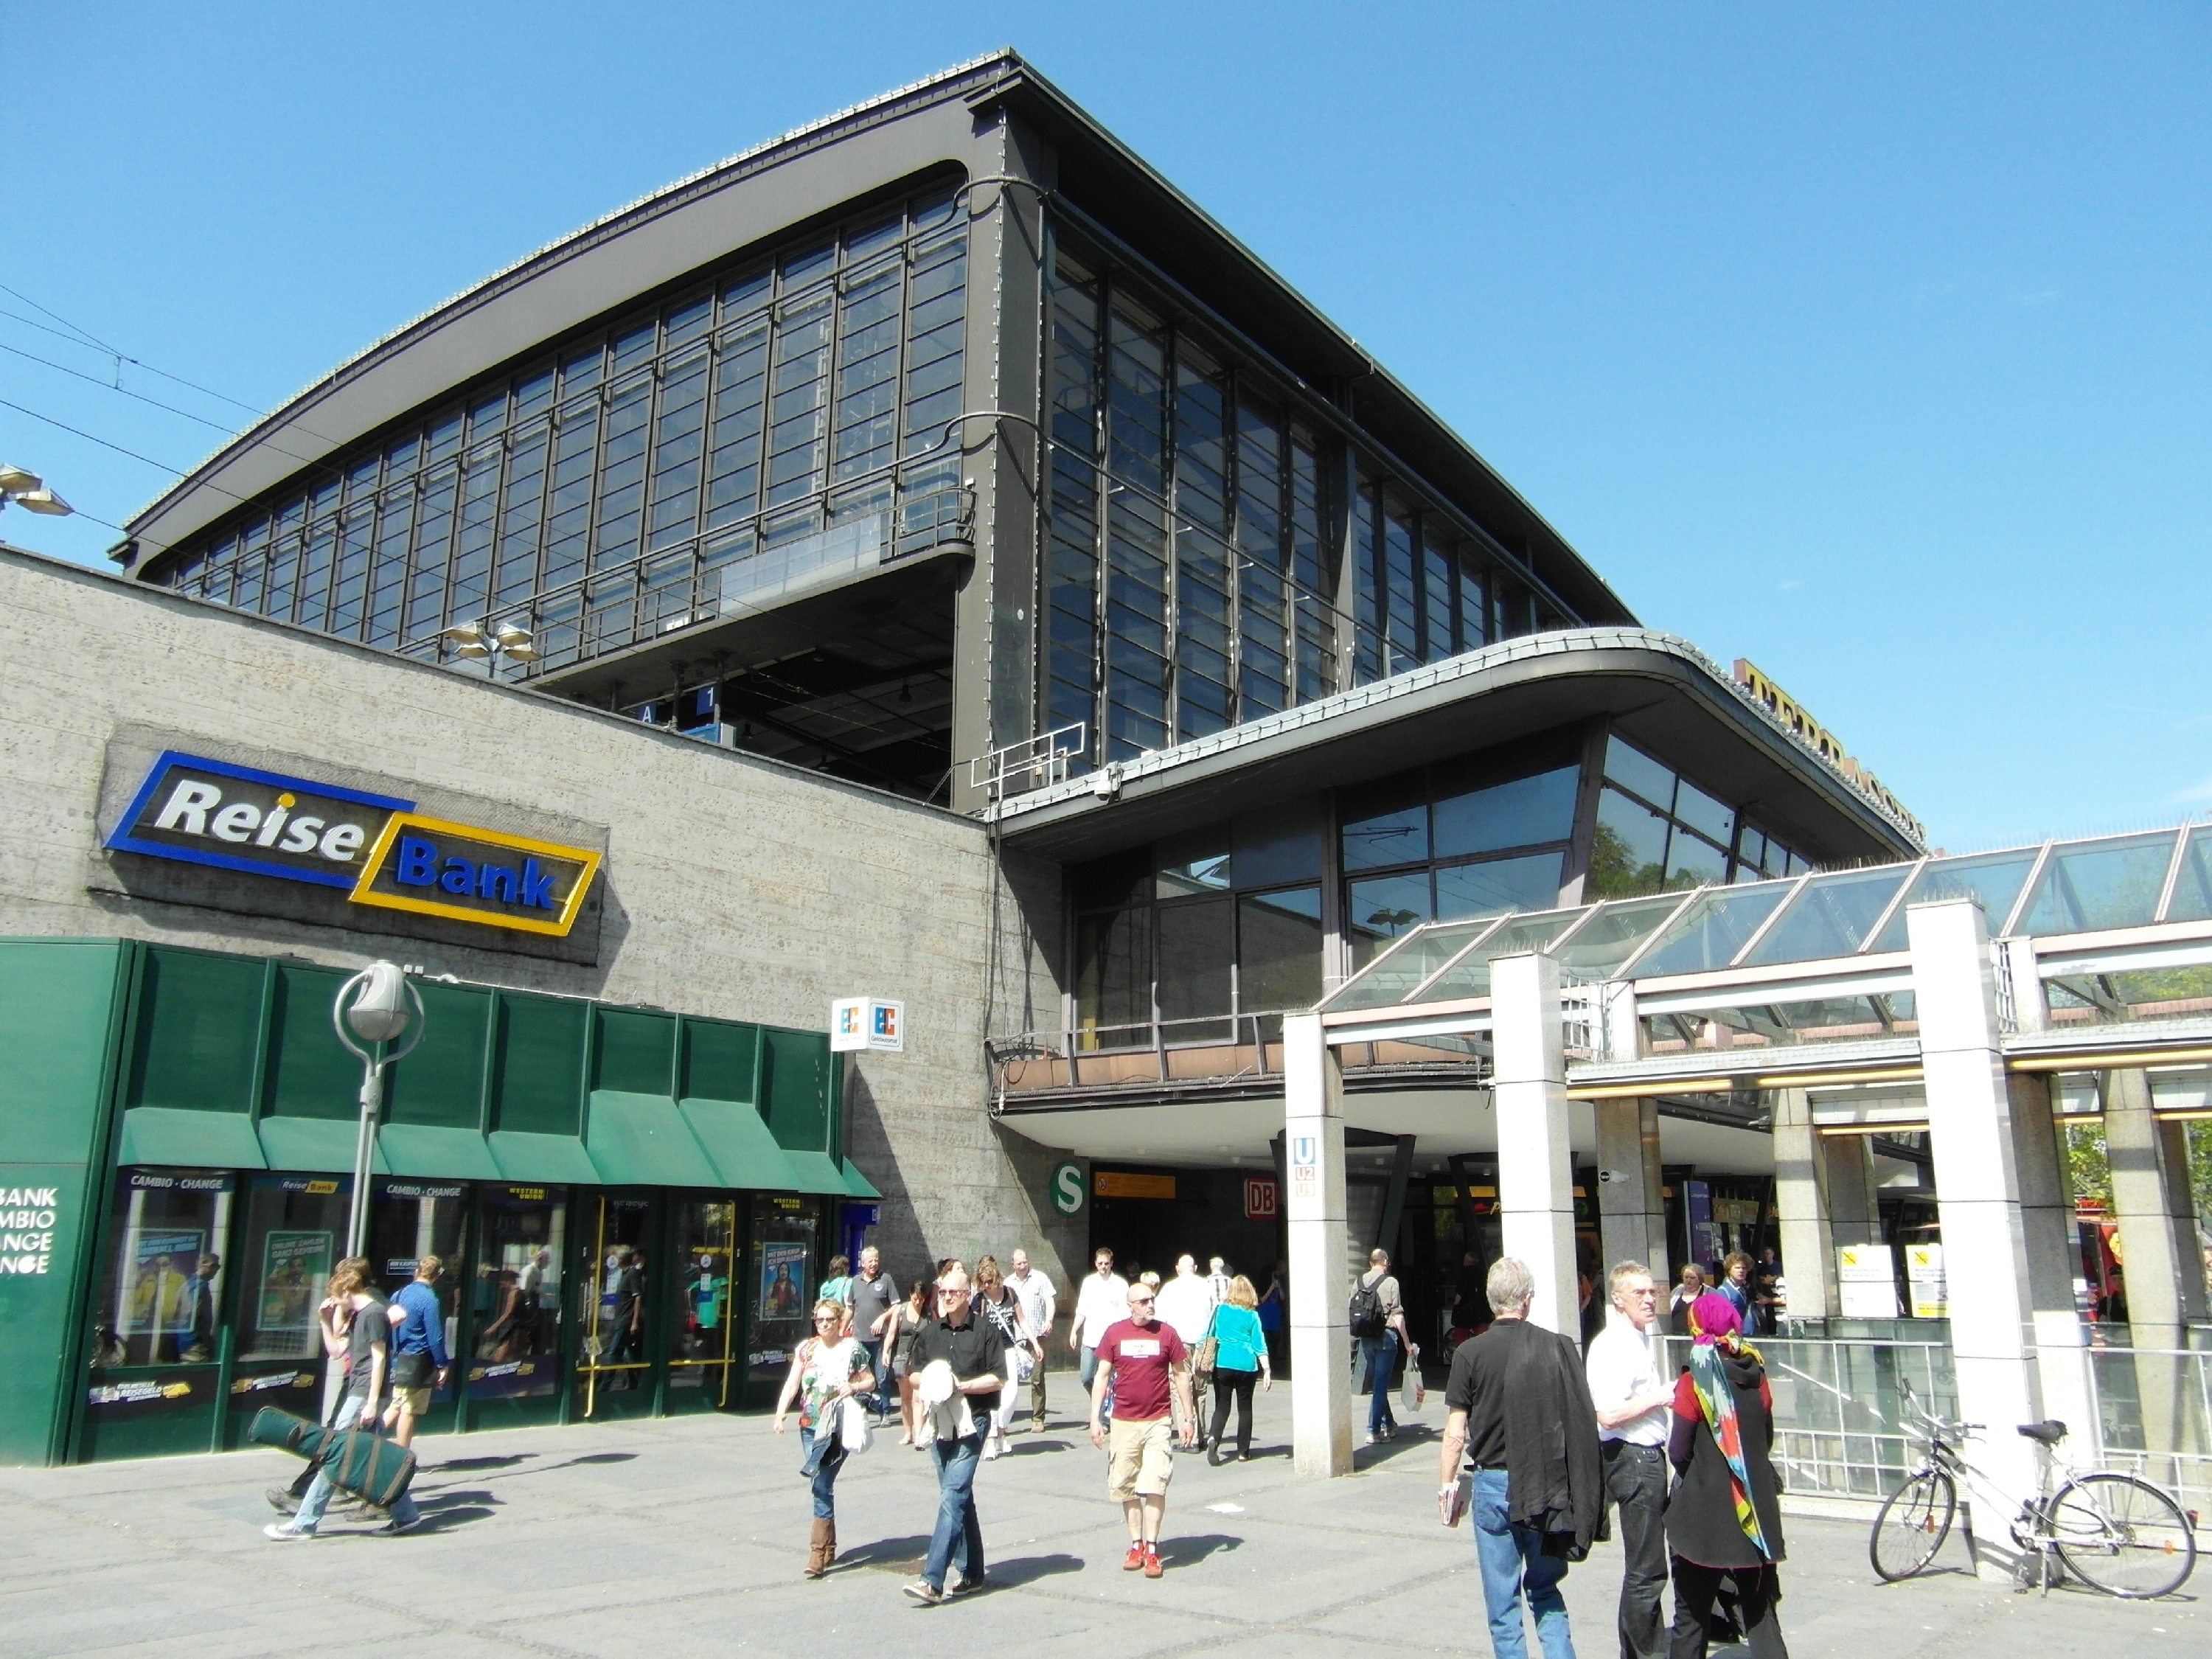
263, 1523, 313, 1541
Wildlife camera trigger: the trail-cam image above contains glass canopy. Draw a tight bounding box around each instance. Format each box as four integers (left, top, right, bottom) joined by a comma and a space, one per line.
1321, 821, 2211, 1013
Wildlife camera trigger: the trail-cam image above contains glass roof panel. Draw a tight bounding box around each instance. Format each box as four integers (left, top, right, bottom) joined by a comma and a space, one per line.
2017, 830, 2177, 936
1630, 884, 1792, 978
1414, 910, 1587, 1001
1324, 919, 1502, 1012
1550, 894, 1690, 979
1742, 866, 1912, 967
2162, 826, 2212, 923
1865, 848, 2041, 952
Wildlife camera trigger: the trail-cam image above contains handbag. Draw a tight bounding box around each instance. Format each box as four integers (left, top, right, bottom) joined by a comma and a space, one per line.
390, 1349, 435, 1390
838, 1394, 874, 1454
1192, 1308, 1219, 1386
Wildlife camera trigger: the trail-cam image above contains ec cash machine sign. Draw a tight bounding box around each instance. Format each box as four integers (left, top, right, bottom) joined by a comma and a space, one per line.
107, 751, 601, 937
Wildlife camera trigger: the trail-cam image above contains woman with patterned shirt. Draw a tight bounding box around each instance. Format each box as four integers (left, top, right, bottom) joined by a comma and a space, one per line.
774, 1298, 874, 1579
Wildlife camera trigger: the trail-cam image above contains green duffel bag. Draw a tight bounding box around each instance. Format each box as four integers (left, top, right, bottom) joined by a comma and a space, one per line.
246, 1404, 417, 1508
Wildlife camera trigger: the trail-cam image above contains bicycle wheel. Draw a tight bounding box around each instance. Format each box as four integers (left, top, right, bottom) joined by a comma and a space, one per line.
1871, 1468, 1956, 1581
2048, 1472, 2197, 1599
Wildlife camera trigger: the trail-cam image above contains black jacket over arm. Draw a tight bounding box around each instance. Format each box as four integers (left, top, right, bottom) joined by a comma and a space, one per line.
1501, 1322, 1604, 1554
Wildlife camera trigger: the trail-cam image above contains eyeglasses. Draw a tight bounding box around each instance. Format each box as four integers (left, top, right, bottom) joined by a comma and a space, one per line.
936, 1287, 969, 1298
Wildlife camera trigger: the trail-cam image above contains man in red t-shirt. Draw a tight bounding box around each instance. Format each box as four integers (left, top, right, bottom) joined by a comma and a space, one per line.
1089, 1281, 1194, 1579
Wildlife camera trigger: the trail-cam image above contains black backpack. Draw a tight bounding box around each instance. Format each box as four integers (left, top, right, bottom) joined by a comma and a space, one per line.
1347, 1276, 1385, 1339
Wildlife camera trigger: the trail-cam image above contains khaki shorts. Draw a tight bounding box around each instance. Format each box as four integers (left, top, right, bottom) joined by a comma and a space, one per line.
392, 1385, 432, 1418
1107, 1416, 1175, 1500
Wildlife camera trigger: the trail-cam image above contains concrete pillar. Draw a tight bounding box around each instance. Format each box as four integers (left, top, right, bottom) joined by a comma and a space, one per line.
1492, 953, 1577, 1335
1283, 1012, 1353, 1477
1906, 897, 2047, 1583
2009, 1071, 2093, 1447
2105, 1067, 2209, 1455
1770, 1089, 1835, 1324
1596, 1097, 1666, 1285
1824, 1134, 1882, 1248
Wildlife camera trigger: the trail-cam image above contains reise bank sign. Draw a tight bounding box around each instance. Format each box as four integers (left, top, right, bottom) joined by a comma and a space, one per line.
106, 752, 600, 937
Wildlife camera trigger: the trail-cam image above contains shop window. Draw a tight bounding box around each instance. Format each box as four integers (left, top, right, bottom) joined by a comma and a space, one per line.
576, 1195, 655, 1416
669, 1200, 740, 1407
747, 1196, 821, 1402
234, 1174, 350, 1366
90, 1169, 234, 1369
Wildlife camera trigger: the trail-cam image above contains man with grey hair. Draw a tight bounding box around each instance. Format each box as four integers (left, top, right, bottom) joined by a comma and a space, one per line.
902, 1265, 1004, 1605
1585, 1261, 1674, 1659
1439, 1258, 1602, 1658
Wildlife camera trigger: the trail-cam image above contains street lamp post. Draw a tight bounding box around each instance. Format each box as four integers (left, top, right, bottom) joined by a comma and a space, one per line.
330, 961, 426, 1259
0, 463, 74, 517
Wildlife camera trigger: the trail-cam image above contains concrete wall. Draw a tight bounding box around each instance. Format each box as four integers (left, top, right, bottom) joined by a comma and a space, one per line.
0, 548, 1077, 1290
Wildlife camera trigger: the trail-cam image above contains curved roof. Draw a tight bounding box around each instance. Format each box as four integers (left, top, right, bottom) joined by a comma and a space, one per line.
125, 51, 1635, 627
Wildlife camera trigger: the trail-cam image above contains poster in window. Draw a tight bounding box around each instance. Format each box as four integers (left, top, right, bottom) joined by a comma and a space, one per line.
759, 1241, 808, 1321
259, 1231, 333, 1333
128, 1230, 204, 1335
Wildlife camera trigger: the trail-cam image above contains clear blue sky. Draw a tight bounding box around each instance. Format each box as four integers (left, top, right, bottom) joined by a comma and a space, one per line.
4, 4, 2205, 852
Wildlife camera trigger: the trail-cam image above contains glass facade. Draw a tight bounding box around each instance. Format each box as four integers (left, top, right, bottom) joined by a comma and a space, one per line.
1590, 734, 1800, 900
1043, 229, 1581, 767
151, 182, 970, 679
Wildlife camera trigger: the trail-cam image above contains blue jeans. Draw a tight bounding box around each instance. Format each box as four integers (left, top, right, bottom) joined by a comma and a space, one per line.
923, 1430, 985, 1590
291, 1394, 420, 1532
799, 1425, 846, 1518
1361, 1335, 1399, 1435
859, 1340, 886, 1413
1472, 1467, 1574, 1659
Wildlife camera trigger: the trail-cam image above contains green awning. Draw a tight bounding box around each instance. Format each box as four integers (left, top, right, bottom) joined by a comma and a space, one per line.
378, 1124, 502, 1180
782, 1150, 855, 1196
840, 1159, 881, 1199
487, 1130, 602, 1185
678, 1098, 799, 1191
116, 1107, 267, 1170
258, 1114, 385, 1175
584, 1091, 722, 1189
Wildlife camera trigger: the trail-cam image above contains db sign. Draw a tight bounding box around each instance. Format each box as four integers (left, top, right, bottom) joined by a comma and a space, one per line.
1243, 1177, 1277, 1221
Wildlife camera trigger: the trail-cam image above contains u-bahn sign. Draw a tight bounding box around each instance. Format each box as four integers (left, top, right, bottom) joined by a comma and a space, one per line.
106, 751, 600, 937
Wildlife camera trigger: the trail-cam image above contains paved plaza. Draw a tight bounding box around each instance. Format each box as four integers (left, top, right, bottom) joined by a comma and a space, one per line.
0, 1385, 2199, 1658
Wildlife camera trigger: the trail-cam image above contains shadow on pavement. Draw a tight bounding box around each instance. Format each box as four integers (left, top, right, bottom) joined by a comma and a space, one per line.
988, 1552, 1085, 1587
1158, 1532, 1242, 1567
1005, 1438, 1072, 1455
434, 1454, 536, 1472
837, 1533, 933, 1573
408, 1505, 496, 1533
565, 1453, 641, 1465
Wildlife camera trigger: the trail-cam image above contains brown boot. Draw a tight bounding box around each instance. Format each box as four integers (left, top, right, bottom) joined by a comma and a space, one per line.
805, 1517, 832, 1579
823, 1518, 837, 1568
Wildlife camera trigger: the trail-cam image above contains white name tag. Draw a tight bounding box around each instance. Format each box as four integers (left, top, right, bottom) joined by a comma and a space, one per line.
1120, 1339, 1161, 1358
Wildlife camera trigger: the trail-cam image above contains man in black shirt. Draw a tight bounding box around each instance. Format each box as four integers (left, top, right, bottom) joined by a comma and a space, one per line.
1438, 1257, 1601, 1659
903, 1267, 1003, 1604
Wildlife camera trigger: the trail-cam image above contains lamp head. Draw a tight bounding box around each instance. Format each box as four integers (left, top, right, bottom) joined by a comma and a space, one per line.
343, 961, 412, 1044
493, 624, 538, 661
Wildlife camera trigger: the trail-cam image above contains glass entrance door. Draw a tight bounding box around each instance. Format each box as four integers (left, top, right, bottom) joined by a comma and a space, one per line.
468, 1184, 568, 1429
666, 1198, 740, 1412
575, 1193, 661, 1419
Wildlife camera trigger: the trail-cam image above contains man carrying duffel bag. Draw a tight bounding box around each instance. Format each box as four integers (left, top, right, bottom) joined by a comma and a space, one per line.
264, 1257, 422, 1539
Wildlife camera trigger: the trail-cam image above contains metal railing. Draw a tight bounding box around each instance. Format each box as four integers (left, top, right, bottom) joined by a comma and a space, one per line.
987, 1009, 1489, 1098
2087, 1345, 2212, 1519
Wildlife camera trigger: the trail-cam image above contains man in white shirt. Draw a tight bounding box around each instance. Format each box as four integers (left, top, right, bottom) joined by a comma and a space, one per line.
1584, 1261, 1675, 1659
1153, 1255, 1216, 1443
1204, 1256, 1231, 1304
1068, 1247, 1130, 1417
1007, 1248, 1057, 1430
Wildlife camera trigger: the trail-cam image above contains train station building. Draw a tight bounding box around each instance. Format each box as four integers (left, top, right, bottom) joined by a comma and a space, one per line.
1, 52, 2201, 1531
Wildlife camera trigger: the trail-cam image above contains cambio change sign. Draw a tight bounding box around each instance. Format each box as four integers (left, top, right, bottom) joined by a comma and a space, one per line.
108, 751, 599, 937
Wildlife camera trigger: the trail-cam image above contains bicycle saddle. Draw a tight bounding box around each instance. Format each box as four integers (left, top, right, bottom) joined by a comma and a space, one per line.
2016, 1419, 2067, 1444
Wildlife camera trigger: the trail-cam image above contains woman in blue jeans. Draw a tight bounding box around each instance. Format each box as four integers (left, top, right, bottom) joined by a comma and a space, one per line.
775, 1298, 872, 1579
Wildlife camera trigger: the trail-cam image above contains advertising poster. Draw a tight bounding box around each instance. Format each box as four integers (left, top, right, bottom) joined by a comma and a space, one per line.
129, 1230, 204, 1334
1837, 1243, 1901, 1318
258, 1231, 333, 1333
1904, 1243, 1947, 1318
758, 1241, 807, 1322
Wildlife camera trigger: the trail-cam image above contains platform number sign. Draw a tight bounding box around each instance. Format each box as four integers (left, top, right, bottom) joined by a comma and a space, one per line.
1243, 1177, 1277, 1221
1049, 1162, 1085, 1217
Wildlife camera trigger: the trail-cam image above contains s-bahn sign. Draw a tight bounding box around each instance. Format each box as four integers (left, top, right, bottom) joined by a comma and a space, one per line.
106, 751, 600, 937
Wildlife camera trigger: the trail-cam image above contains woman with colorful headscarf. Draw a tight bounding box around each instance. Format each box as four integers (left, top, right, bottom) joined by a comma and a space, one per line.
1664, 1290, 1788, 1658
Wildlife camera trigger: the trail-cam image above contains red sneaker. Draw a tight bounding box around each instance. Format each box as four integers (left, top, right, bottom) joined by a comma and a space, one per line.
1143, 1545, 1164, 1579
1122, 1542, 1147, 1571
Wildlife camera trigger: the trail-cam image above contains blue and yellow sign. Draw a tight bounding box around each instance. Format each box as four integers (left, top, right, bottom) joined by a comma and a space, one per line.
107, 751, 601, 937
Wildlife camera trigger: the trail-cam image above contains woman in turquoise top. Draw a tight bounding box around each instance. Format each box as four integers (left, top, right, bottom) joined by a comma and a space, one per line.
1203, 1274, 1272, 1463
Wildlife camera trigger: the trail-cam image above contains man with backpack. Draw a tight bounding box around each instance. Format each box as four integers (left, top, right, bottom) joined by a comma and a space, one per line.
1350, 1247, 1413, 1445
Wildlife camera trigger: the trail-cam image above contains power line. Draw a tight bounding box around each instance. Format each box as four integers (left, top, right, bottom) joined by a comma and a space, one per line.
0, 282, 271, 420
0, 338, 328, 475
0, 394, 252, 505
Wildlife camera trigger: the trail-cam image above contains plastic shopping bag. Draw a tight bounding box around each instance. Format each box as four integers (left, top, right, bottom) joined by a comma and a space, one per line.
839, 1395, 874, 1454
1399, 1344, 1425, 1417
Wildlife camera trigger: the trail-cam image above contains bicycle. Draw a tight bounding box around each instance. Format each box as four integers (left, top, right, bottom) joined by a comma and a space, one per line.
1868, 1384, 2199, 1599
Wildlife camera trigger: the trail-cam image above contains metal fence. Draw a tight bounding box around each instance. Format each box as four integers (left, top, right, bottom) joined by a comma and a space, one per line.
2087, 1346, 2212, 1519
1659, 1335, 1957, 1501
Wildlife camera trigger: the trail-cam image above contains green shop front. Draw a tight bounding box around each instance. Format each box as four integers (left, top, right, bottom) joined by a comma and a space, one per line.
0, 936, 875, 1466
